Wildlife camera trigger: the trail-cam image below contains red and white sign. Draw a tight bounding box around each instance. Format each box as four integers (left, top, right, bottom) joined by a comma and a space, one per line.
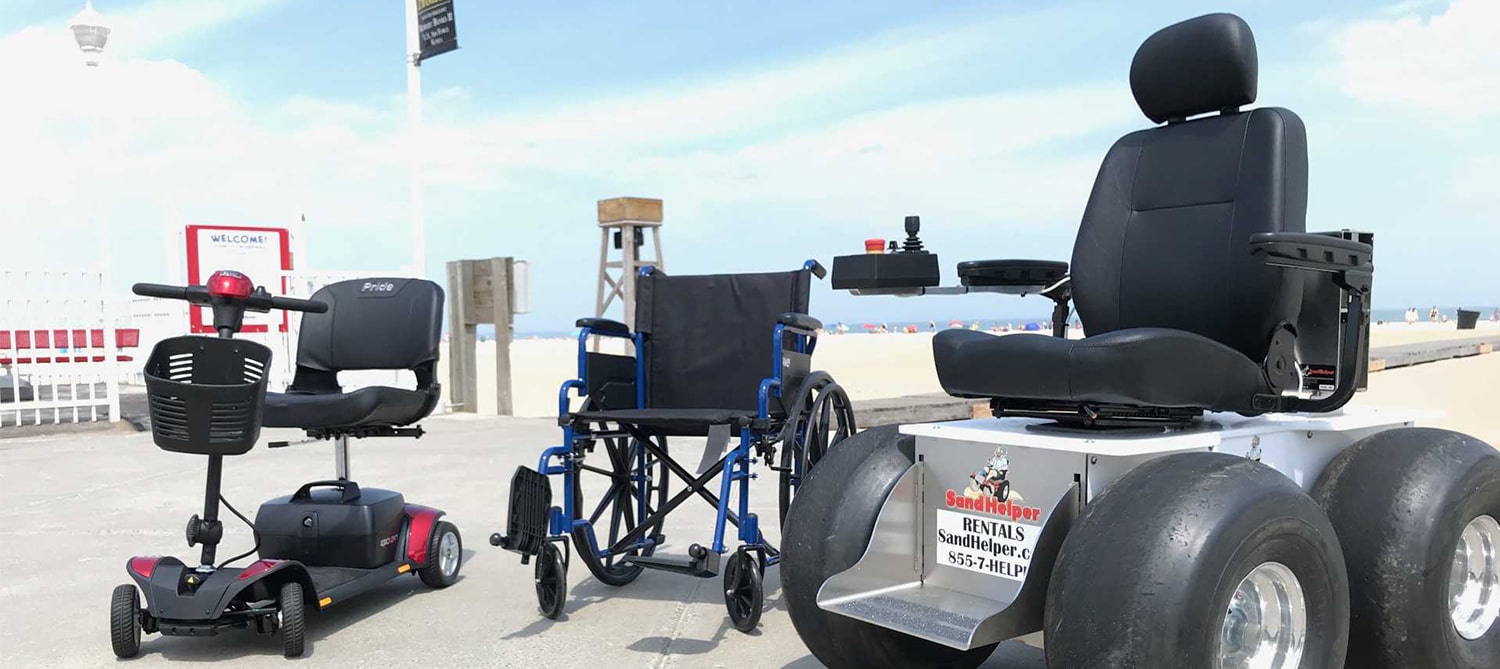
184, 225, 293, 334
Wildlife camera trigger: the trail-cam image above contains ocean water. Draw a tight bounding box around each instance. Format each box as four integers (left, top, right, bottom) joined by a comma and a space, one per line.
499, 306, 1500, 340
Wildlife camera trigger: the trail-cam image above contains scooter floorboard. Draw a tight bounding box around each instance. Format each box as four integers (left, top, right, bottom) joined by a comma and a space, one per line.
307, 561, 411, 610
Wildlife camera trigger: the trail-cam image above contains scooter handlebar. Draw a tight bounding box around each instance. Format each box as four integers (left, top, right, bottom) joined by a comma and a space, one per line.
132, 283, 212, 305
134, 282, 327, 314
132, 282, 191, 300
267, 295, 329, 314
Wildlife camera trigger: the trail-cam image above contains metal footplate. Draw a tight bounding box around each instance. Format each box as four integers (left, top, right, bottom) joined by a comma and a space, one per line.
820, 584, 1002, 649
816, 460, 1056, 650
491, 467, 552, 561
627, 544, 720, 578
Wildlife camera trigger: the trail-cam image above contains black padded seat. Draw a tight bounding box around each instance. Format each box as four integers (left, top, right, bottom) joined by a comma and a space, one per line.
263, 387, 434, 430
262, 277, 444, 434
572, 408, 762, 436
931, 14, 1308, 417
934, 329, 1270, 411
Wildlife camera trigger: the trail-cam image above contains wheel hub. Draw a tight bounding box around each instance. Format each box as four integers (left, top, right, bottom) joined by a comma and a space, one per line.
1216, 561, 1307, 669
438, 531, 460, 577
1450, 514, 1500, 640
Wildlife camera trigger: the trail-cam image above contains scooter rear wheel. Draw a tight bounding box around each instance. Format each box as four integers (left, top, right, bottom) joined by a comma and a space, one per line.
110, 584, 142, 659
418, 521, 463, 588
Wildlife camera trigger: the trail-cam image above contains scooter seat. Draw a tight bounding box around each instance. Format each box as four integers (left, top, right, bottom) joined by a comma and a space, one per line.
263, 386, 436, 430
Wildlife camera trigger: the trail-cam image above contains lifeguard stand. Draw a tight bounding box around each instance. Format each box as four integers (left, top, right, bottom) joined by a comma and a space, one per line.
594, 197, 664, 332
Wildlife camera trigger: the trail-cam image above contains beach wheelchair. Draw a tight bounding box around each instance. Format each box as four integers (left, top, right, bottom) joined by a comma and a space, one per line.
492, 260, 855, 631
781, 13, 1500, 669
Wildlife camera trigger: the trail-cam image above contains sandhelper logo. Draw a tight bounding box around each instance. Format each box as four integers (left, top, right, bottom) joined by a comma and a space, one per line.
945, 446, 1044, 523
361, 281, 396, 293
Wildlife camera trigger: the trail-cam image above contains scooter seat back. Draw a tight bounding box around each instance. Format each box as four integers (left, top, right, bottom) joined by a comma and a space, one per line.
293, 278, 443, 375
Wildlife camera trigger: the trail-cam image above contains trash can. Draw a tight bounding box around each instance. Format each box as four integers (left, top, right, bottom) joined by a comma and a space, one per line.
1456, 309, 1479, 330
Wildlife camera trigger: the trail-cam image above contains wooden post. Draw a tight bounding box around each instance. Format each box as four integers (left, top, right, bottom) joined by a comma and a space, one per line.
595, 197, 664, 334
445, 257, 518, 415
489, 257, 514, 416
445, 260, 478, 413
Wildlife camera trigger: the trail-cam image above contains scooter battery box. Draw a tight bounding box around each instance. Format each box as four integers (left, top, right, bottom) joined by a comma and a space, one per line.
256, 487, 406, 569
830, 252, 940, 291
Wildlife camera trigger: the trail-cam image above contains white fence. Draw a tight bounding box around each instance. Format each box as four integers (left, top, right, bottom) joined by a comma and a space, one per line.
1, 269, 124, 426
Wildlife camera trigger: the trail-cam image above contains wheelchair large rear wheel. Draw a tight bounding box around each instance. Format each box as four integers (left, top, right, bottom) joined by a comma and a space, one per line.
571, 432, 669, 587
779, 381, 855, 527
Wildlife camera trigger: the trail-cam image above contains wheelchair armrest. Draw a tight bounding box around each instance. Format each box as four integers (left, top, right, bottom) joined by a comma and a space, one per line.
1250, 232, 1372, 275
957, 259, 1069, 293
576, 318, 630, 335
778, 312, 823, 333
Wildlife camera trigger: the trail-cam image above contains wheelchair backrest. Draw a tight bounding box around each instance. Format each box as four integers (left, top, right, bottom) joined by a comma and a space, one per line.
1070, 13, 1306, 365
635, 269, 811, 412
293, 278, 444, 375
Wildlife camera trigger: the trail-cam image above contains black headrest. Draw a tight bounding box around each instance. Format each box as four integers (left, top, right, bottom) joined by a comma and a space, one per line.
1129, 13, 1257, 124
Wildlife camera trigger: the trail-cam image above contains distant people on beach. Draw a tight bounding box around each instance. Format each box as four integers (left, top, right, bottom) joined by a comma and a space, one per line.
1406, 307, 1418, 325
1493, 308, 1499, 322
1431, 306, 1440, 323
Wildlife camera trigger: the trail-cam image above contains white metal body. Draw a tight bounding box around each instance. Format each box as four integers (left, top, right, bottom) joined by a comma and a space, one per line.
817, 406, 1429, 650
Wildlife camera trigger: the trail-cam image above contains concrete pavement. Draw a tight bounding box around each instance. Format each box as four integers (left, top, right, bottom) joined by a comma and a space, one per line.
0, 413, 1042, 668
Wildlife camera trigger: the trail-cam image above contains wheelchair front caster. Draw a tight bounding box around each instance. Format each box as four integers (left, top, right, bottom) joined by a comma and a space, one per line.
535, 542, 567, 620
724, 551, 763, 633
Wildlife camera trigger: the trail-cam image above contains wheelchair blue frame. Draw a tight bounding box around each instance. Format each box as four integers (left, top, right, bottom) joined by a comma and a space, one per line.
536, 260, 826, 566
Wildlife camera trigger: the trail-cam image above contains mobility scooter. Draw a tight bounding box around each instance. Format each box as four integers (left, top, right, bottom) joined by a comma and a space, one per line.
109, 271, 462, 658
782, 13, 1499, 669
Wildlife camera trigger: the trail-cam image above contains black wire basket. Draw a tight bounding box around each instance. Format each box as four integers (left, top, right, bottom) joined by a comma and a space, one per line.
143, 336, 273, 456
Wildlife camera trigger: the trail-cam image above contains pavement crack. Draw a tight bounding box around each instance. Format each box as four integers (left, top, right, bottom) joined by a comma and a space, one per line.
651, 577, 704, 669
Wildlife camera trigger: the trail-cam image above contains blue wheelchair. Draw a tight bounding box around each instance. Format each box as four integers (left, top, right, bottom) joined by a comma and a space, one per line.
491, 261, 855, 631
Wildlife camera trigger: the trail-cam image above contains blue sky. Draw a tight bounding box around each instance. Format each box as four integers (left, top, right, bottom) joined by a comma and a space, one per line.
1, 0, 1495, 330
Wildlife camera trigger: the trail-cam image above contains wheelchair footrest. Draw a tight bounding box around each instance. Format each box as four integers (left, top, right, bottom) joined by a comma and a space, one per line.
627, 550, 720, 578
495, 466, 552, 556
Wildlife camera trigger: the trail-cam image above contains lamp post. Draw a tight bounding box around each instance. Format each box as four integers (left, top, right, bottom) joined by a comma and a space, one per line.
70, 0, 110, 66
71, 0, 121, 422
404, 1, 427, 280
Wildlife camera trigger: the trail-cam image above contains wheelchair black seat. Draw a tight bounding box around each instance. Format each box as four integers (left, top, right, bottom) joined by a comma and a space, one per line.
263, 278, 443, 432
933, 13, 1317, 417
570, 268, 813, 437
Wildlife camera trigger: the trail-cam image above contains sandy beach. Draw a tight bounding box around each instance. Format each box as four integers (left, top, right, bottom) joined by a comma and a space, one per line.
449, 321, 1499, 419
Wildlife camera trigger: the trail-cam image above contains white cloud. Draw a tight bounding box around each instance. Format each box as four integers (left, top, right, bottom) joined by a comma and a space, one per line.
0, 0, 1136, 320
1332, 0, 1500, 117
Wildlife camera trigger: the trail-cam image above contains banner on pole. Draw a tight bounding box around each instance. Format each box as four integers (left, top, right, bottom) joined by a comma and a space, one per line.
416, 0, 459, 63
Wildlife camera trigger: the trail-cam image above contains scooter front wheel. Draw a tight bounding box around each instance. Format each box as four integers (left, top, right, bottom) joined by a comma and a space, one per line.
278, 581, 306, 658
110, 584, 142, 658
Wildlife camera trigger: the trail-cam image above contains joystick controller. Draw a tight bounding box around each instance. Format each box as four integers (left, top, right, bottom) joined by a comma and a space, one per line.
901, 216, 927, 254
830, 215, 941, 292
